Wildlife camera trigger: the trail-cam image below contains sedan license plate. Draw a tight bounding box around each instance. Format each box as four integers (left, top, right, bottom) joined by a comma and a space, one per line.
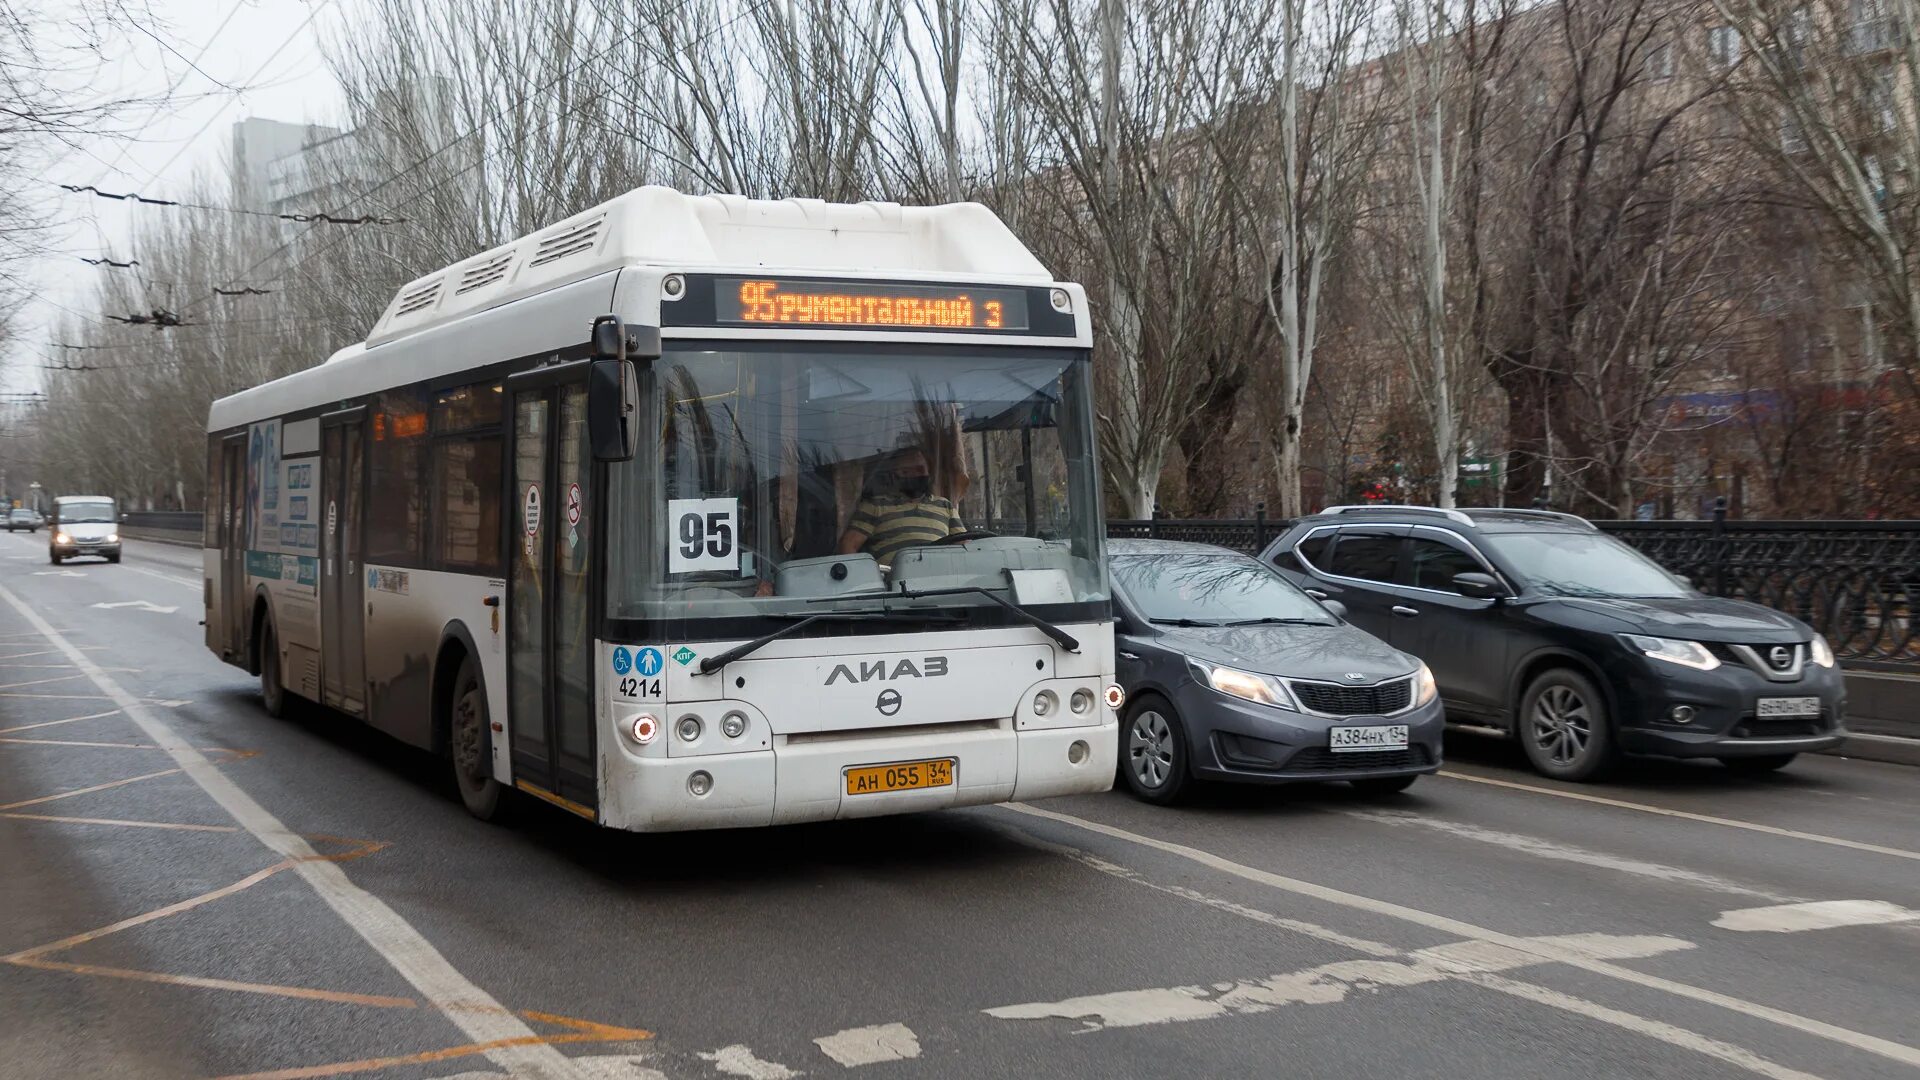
845, 758, 955, 796
1330, 725, 1409, 752
1756, 696, 1822, 718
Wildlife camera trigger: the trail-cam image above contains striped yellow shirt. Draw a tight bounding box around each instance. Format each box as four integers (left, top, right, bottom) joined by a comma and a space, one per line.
846, 494, 965, 561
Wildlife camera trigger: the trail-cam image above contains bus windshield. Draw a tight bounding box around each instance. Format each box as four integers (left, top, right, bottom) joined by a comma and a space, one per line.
607, 342, 1107, 621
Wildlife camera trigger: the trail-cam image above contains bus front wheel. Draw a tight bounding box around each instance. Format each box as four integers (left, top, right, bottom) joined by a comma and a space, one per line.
449, 655, 507, 822
258, 616, 288, 718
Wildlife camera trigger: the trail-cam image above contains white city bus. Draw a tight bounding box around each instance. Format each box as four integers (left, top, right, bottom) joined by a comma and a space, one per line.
204, 187, 1119, 831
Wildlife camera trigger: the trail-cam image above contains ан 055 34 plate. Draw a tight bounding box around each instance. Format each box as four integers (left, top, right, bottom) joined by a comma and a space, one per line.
845, 758, 955, 796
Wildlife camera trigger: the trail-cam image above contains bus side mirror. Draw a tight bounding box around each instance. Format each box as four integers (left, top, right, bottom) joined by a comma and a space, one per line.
587, 316, 657, 463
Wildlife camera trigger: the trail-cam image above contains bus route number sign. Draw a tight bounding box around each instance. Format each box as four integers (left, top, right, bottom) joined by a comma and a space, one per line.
667, 497, 738, 574
715, 278, 1029, 331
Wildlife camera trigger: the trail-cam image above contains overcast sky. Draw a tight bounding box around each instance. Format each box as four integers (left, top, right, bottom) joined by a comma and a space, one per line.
7, 0, 354, 389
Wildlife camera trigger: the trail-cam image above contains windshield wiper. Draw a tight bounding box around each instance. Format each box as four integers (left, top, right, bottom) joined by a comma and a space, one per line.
696, 610, 963, 675
1149, 617, 1226, 627
1219, 617, 1328, 626
816, 585, 1081, 653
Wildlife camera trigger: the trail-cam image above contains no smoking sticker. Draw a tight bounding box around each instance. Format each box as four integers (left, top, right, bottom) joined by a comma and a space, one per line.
566, 482, 582, 526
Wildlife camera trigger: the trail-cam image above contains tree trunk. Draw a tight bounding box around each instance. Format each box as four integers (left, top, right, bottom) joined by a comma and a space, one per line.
1272, 414, 1305, 517
1500, 361, 1549, 506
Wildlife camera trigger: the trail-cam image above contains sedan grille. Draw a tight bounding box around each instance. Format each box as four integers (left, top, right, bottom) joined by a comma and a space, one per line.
1285, 746, 1433, 772
1288, 678, 1412, 716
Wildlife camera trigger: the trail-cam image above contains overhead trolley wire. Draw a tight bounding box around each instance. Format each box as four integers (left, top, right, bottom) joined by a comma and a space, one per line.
181, 0, 769, 317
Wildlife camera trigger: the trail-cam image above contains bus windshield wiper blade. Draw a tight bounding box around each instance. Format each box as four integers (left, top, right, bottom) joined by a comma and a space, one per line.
695, 610, 962, 675
876, 586, 1081, 653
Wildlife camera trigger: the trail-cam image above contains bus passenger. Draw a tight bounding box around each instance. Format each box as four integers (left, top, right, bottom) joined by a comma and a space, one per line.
837, 447, 966, 562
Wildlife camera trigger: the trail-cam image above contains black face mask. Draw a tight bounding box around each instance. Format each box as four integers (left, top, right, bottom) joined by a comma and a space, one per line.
895, 475, 931, 498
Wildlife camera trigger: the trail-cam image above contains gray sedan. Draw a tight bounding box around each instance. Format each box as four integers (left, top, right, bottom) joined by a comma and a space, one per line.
1109, 539, 1444, 803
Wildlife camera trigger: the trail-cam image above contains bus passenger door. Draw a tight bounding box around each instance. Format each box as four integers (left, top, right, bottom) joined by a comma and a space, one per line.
221, 433, 247, 663
320, 409, 367, 714
505, 369, 599, 818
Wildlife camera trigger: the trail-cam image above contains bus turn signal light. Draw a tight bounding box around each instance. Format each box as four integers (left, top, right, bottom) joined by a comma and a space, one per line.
1104, 685, 1125, 710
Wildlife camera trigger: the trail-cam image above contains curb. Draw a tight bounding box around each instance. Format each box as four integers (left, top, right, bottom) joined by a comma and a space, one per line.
1822, 733, 1920, 768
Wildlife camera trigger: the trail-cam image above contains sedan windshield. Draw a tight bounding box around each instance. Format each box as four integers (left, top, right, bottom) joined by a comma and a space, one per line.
59, 501, 114, 523
1481, 531, 1689, 598
1112, 554, 1334, 624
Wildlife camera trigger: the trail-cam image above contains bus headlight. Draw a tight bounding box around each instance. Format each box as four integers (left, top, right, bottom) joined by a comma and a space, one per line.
1032, 690, 1057, 717
1070, 688, 1094, 715
688, 770, 712, 796
676, 715, 703, 742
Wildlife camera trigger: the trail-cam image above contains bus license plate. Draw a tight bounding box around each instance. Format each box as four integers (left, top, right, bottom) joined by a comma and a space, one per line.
845, 758, 954, 796
1330, 725, 1409, 752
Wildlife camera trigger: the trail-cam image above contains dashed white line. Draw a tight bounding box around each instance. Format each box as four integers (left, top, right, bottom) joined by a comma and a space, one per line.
0, 579, 583, 1080
1001, 802, 1920, 1071
987, 932, 1694, 1030
1438, 770, 1920, 862
813, 1024, 921, 1068
699, 1045, 802, 1078
1713, 900, 1920, 934
1342, 808, 1801, 902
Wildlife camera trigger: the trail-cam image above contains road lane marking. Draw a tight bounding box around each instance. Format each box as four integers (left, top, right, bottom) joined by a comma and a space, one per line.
0, 811, 240, 832
0, 735, 240, 751
0, 672, 88, 690
1001, 802, 1920, 1070
700, 1045, 802, 1078
1713, 900, 1920, 933
0, 580, 587, 1080
993, 822, 1822, 1080
814, 1023, 922, 1067
124, 564, 200, 590
0, 707, 121, 733
987, 932, 1695, 1029
0, 766, 190, 809
91, 599, 179, 613
1342, 809, 1801, 903
1437, 770, 1920, 862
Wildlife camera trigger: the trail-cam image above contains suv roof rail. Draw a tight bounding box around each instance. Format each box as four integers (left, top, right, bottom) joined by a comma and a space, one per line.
1321, 504, 1475, 527
1483, 508, 1597, 530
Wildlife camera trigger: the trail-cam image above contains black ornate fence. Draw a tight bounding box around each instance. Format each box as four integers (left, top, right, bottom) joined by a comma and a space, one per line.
1110, 511, 1920, 673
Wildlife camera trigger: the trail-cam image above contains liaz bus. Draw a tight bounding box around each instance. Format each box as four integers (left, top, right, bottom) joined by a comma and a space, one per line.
204, 186, 1119, 831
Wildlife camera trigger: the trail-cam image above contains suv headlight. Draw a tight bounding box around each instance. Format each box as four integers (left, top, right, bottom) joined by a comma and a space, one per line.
1189, 659, 1297, 710
1413, 661, 1438, 706
1621, 634, 1721, 671
1809, 635, 1835, 668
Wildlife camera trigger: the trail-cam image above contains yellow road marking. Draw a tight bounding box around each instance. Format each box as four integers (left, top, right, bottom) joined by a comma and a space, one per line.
0, 708, 121, 733
211, 1014, 654, 1080
9, 956, 424, 1009
0, 812, 239, 832
0, 767, 188, 810
1437, 770, 1920, 863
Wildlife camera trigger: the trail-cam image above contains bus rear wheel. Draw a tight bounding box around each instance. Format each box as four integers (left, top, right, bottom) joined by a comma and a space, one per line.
450, 655, 507, 822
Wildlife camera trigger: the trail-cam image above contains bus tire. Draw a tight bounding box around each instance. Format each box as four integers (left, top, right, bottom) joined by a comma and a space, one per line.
449, 654, 507, 822
258, 614, 288, 718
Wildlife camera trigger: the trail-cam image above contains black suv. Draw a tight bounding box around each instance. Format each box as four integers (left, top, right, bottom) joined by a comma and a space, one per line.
1262, 505, 1847, 780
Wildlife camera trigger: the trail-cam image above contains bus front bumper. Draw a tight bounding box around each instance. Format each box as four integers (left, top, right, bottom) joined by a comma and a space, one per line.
597, 718, 1117, 832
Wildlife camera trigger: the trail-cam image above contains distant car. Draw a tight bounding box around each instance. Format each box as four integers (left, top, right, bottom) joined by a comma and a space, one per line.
1262, 505, 1847, 780
48, 495, 121, 565
6, 508, 36, 532
1107, 539, 1443, 804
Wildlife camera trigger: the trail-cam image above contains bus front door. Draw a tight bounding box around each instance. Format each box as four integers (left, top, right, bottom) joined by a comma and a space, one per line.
221, 433, 247, 664
320, 409, 367, 715
505, 370, 598, 818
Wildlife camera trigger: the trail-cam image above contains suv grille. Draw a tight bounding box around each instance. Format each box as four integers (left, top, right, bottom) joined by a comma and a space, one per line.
1289, 678, 1412, 716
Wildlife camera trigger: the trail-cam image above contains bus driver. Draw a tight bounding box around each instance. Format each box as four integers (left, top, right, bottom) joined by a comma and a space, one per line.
837, 446, 967, 562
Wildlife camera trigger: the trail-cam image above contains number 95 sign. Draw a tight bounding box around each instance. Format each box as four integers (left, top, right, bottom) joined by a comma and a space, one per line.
667, 497, 739, 573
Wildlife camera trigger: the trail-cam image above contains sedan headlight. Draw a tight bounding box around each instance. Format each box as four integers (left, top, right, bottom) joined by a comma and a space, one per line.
1189, 660, 1297, 710
1621, 634, 1721, 671
1809, 635, 1835, 668
1413, 661, 1438, 706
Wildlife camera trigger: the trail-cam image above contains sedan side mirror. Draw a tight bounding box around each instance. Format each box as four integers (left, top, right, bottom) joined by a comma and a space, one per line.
1319, 598, 1348, 620
1452, 572, 1507, 601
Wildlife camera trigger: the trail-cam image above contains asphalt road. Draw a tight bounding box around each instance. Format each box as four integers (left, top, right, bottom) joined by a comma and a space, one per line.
4, 532, 1919, 1080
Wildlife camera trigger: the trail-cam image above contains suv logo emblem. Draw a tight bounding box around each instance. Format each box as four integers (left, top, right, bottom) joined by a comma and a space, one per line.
1343, 672, 1367, 682
876, 689, 902, 716
1769, 646, 1792, 669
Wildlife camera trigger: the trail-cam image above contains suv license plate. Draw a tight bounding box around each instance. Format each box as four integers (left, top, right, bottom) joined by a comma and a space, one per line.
1330, 725, 1409, 752
845, 758, 955, 796
1756, 697, 1821, 718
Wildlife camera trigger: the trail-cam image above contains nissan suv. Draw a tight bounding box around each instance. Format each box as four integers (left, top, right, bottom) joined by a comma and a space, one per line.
1262, 506, 1846, 780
